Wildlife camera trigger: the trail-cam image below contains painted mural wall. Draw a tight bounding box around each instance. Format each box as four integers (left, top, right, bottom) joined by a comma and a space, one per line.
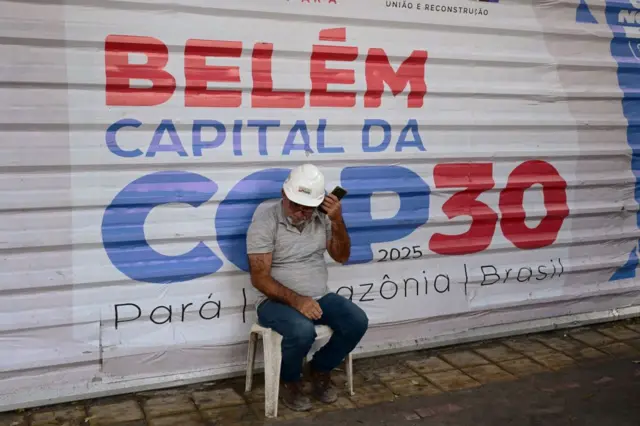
1, 0, 640, 411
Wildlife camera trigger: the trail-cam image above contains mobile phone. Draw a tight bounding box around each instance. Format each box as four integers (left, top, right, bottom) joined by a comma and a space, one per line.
318, 186, 348, 214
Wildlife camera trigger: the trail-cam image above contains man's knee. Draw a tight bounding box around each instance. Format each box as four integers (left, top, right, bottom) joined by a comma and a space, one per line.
345, 302, 369, 339
324, 293, 369, 338
283, 320, 316, 348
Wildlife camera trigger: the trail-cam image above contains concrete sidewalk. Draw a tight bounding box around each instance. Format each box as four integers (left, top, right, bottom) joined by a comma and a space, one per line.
2, 320, 640, 426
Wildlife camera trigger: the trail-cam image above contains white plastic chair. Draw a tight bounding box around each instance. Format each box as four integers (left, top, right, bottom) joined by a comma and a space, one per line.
245, 323, 354, 418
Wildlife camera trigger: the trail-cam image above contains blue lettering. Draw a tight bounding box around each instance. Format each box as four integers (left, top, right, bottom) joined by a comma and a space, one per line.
341, 166, 430, 264
233, 120, 243, 156
282, 120, 313, 155
362, 119, 391, 152
316, 119, 345, 154
192, 120, 226, 157
215, 168, 291, 272
396, 119, 426, 152
247, 120, 280, 156
105, 118, 143, 158
146, 120, 188, 157
102, 171, 221, 283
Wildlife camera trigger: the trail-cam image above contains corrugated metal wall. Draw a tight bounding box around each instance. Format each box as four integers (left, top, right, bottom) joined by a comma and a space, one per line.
2, 0, 640, 412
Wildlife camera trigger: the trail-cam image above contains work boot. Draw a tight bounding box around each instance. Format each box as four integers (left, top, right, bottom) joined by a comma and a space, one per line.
280, 381, 312, 412
310, 369, 338, 404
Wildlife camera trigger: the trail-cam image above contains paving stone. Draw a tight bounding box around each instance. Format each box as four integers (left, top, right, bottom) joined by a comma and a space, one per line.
348, 384, 395, 407
569, 347, 607, 361
385, 376, 441, 397
570, 330, 615, 347
331, 371, 367, 391
406, 356, 455, 375
250, 402, 311, 421
503, 338, 556, 355
148, 412, 204, 426
462, 364, 516, 384
597, 325, 640, 341
440, 350, 490, 368
372, 364, 419, 382
31, 405, 86, 426
143, 394, 196, 417
355, 354, 412, 371
202, 404, 259, 424
243, 384, 265, 402
473, 344, 523, 362
424, 370, 481, 392
499, 358, 549, 377
371, 352, 420, 367
309, 397, 356, 414
625, 323, 640, 333
529, 352, 575, 370
0, 413, 26, 426
534, 335, 586, 353
192, 388, 245, 410
88, 400, 144, 425
136, 388, 188, 398
534, 335, 608, 361
598, 342, 639, 356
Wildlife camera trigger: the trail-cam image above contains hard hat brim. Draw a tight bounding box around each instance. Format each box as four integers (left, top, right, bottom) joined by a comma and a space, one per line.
284, 186, 324, 207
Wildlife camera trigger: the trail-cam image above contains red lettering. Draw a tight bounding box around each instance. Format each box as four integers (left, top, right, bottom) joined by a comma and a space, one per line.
310, 44, 358, 107
430, 161, 569, 256
365, 48, 427, 108
319, 27, 347, 42
184, 39, 243, 108
429, 163, 498, 255
499, 160, 569, 249
105, 34, 426, 109
251, 43, 305, 108
105, 35, 175, 106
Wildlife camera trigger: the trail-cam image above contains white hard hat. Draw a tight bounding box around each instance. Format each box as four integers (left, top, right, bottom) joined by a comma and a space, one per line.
283, 164, 326, 207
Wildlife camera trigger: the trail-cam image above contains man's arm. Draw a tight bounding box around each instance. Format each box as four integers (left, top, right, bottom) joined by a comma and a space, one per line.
248, 253, 322, 319
327, 217, 351, 264
248, 252, 300, 306
321, 193, 351, 264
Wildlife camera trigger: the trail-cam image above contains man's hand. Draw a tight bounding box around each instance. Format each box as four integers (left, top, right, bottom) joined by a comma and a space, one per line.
292, 295, 323, 320
320, 194, 342, 222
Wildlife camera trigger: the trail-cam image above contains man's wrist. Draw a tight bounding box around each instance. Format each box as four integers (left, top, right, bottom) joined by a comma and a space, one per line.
330, 215, 345, 225
284, 290, 302, 307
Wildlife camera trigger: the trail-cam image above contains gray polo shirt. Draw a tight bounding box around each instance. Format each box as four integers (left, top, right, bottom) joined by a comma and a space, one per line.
246, 201, 332, 308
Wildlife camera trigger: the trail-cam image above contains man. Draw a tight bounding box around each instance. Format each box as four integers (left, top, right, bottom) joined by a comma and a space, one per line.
246, 164, 369, 412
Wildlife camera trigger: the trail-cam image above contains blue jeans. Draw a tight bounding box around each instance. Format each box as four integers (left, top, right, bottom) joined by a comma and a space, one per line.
257, 293, 369, 383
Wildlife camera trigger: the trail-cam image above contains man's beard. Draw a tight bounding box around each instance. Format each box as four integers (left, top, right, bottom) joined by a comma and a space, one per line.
287, 216, 310, 227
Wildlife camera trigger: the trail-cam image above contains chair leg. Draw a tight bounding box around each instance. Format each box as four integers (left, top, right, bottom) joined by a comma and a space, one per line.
346, 353, 354, 396
245, 332, 258, 393
263, 331, 283, 419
